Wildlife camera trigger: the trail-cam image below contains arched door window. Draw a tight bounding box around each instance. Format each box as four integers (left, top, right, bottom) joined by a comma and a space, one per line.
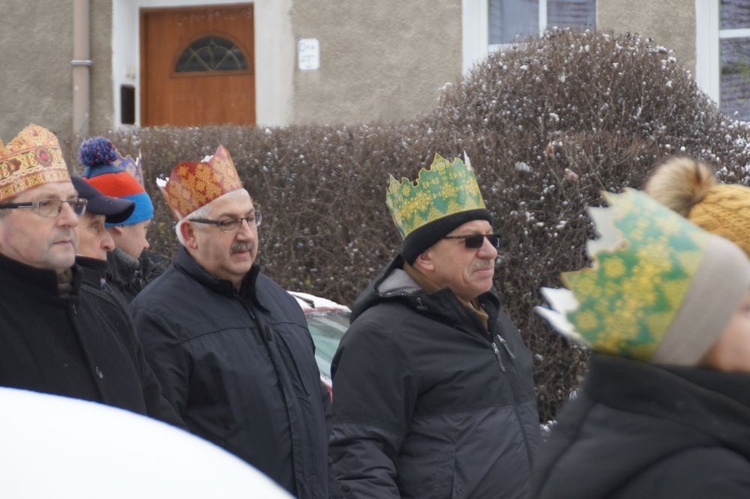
175, 36, 248, 73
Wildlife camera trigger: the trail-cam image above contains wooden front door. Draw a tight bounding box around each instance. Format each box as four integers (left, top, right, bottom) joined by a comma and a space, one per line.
141, 5, 255, 127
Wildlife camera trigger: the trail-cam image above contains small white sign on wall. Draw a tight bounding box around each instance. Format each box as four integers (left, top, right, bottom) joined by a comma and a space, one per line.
298, 38, 320, 71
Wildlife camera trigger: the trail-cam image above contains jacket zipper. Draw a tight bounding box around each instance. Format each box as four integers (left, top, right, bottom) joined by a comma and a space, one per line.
492, 342, 506, 372
496, 334, 516, 359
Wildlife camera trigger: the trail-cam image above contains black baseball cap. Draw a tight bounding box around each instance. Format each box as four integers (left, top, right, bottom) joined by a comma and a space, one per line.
71, 176, 135, 224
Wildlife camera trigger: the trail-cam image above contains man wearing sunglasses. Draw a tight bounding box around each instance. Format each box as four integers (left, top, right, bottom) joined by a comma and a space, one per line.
330, 154, 540, 498
131, 146, 330, 499
0, 124, 183, 427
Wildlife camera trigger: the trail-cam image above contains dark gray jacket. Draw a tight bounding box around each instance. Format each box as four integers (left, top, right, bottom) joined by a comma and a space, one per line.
530, 354, 750, 499
131, 246, 331, 498
330, 257, 540, 499
107, 248, 170, 303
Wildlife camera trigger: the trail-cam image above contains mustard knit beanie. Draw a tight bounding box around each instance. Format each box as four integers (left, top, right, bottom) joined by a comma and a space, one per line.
644, 156, 750, 257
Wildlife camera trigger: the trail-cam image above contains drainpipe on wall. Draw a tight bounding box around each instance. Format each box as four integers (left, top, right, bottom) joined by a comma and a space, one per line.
72, 0, 91, 137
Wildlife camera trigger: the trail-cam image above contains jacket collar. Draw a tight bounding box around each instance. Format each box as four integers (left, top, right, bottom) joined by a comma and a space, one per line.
0, 252, 82, 298
75, 256, 109, 289
174, 245, 262, 305
586, 354, 750, 456
353, 255, 500, 334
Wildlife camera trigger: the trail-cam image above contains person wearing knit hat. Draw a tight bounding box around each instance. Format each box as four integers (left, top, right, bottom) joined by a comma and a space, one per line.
71, 175, 142, 312
530, 188, 750, 499
79, 136, 154, 256
644, 155, 750, 257
131, 145, 330, 498
329, 153, 540, 498
0, 124, 182, 429
78, 136, 167, 302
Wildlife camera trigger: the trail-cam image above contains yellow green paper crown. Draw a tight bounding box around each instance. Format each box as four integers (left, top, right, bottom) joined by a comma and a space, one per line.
536, 189, 711, 361
386, 153, 486, 239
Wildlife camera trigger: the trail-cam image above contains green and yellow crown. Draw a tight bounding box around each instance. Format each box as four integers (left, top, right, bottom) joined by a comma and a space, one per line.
536, 189, 710, 361
386, 153, 486, 239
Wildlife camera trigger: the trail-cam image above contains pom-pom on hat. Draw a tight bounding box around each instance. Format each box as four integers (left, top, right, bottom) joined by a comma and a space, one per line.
157, 144, 244, 220
644, 156, 750, 257
79, 137, 154, 227
0, 124, 70, 202
536, 189, 750, 367
386, 153, 491, 264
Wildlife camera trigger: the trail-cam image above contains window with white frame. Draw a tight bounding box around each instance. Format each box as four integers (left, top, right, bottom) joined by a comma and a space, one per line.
462, 0, 595, 73
696, 0, 750, 120
488, 0, 595, 49
719, 0, 750, 119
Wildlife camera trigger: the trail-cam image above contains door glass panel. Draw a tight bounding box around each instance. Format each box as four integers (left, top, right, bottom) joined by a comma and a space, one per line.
175, 36, 248, 73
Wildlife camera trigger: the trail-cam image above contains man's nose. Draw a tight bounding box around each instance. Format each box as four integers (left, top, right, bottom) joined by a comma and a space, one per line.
102, 232, 115, 252
59, 202, 79, 227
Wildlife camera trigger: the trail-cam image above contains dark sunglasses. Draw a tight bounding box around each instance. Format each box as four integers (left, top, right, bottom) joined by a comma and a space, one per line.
443, 233, 501, 249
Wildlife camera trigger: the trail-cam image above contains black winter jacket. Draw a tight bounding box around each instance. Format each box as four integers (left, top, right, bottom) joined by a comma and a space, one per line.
0, 253, 181, 425
529, 354, 750, 498
330, 258, 540, 499
106, 247, 170, 303
131, 247, 331, 499
76, 256, 184, 427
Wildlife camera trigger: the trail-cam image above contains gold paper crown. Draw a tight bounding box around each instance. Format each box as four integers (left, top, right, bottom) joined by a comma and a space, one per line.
0, 124, 70, 201
158, 145, 244, 220
536, 189, 711, 361
386, 153, 486, 239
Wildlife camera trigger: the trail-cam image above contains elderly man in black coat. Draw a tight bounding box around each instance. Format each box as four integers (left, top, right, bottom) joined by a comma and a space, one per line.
0, 124, 181, 427
131, 145, 330, 499
330, 154, 540, 499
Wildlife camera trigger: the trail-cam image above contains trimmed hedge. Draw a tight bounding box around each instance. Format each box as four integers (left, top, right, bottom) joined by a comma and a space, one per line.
60, 29, 750, 422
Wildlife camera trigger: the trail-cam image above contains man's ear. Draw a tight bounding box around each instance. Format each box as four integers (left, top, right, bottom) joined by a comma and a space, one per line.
414, 250, 435, 273
179, 221, 199, 249
108, 225, 125, 236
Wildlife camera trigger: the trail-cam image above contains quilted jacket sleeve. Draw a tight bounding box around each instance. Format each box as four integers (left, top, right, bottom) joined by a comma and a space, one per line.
131, 307, 191, 418
329, 316, 417, 499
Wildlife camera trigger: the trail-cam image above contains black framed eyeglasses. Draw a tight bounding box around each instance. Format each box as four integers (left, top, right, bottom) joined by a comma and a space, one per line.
188, 211, 262, 232
0, 198, 88, 218
443, 233, 501, 249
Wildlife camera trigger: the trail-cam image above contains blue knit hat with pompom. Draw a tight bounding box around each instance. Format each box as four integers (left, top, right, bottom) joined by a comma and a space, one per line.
79, 136, 154, 226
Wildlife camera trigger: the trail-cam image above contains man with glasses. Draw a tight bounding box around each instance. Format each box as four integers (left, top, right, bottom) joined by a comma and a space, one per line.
0, 124, 183, 427
131, 146, 331, 499
330, 154, 540, 498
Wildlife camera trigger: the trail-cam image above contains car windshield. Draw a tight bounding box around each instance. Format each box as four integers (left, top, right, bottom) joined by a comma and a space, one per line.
306, 311, 349, 378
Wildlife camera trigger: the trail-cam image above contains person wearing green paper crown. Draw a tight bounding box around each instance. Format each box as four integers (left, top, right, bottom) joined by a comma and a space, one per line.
330, 154, 540, 499
531, 188, 750, 499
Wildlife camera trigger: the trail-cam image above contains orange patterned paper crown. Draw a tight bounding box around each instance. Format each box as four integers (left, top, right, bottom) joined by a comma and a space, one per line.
0, 124, 70, 201
158, 144, 244, 219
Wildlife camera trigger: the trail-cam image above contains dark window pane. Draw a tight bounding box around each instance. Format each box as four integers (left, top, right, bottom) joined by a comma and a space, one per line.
721, 0, 750, 30
489, 0, 539, 45
548, 0, 596, 29
175, 36, 248, 73
120, 85, 135, 125
720, 38, 750, 119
